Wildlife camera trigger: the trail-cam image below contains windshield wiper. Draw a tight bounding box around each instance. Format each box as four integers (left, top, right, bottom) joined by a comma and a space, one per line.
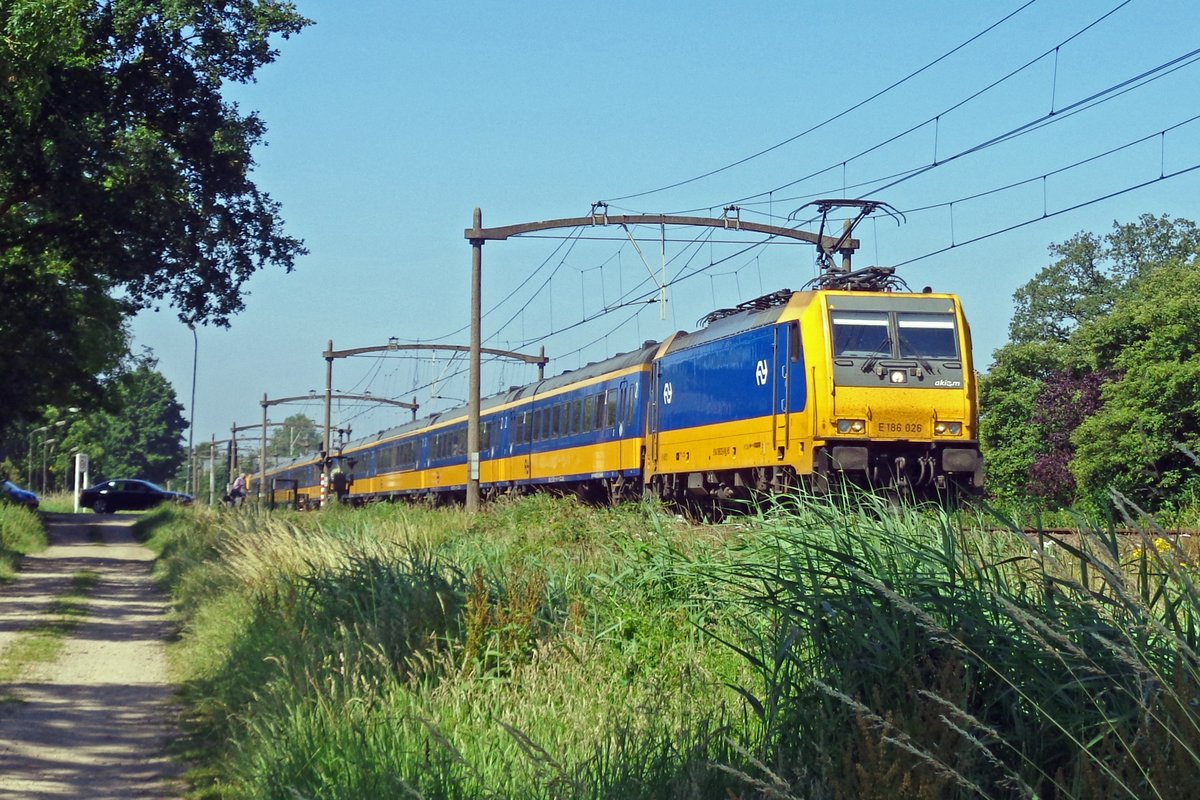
861, 338, 891, 374
896, 332, 935, 373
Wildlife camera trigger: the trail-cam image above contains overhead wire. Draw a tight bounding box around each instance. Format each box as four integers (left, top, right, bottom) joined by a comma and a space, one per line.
862, 44, 1200, 199
719, 57, 1200, 224
602, 0, 1043, 203
360, 2, 1191, 430
552, 140, 1200, 332
660, 0, 1141, 216
423, 226, 588, 343
511, 223, 721, 350
395, 96, 1198, 421
896, 112, 1200, 217
893, 161, 1200, 268
664, 42, 1199, 231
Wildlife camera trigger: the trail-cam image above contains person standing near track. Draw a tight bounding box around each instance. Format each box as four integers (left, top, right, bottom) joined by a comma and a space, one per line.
330, 463, 351, 504
228, 472, 247, 506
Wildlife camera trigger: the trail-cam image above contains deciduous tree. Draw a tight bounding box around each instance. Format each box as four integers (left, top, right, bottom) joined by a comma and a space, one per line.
981, 215, 1200, 507
56, 352, 188, 485
1070, 261, 1200, 506
267, 413, 320, 461
1006, 215, 1199, 345
978, 340, 1065, 501
0, 0, 310, 426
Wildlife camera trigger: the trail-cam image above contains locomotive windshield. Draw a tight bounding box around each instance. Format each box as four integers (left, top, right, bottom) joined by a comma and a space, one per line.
831, 312, 890, 358
832, 310, 958, 360
896, 312, 958, 360
829, 301, 964, 389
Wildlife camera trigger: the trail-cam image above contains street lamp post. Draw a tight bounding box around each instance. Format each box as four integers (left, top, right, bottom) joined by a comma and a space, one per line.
187, 325, 198, 497
38, 419, 69, 492
41, 438, 57, 494
28, 426, 48, 487
27, 408, 80, 491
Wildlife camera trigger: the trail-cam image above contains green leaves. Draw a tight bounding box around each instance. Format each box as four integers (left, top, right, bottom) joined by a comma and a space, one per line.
57, 355, 189, 484
266, 413, 321, 461
982, 215, 1200, 509
0, 1, 311, 426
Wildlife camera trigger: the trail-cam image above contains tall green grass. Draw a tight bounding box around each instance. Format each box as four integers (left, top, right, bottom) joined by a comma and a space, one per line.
142, 497, 759, 798
144, 492, 1200, 799
0, 502, 46, 579
33, 491, 79, 514
718, 490, 1200, 798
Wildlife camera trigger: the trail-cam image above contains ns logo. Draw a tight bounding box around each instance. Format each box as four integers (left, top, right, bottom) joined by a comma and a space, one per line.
755, 360, 769, 386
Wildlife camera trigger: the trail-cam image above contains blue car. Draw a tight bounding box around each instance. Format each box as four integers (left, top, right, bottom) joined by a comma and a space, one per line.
1, 480, 39, 510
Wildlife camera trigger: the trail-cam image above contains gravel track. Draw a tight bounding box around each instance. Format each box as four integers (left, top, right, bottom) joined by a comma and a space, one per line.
0, 513, 182, 799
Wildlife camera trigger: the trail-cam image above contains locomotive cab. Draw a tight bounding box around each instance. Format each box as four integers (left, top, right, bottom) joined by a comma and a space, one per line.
812, 290, 982, 496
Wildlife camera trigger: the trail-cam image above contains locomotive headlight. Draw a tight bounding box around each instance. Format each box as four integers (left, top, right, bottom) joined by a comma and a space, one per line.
837, 419, 866, 434
934, 421, 962, 436
889, 370, 907, 384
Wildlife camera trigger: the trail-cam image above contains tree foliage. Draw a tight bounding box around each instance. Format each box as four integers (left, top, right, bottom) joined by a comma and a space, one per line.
1069, 262, 1200, 505
0, 0, 310, 425
56, 353, 189, 485
267, 413, 320, 461
978, 340, 1065, 501
1007, 215, 1200, 346
982, 215, 1200, 509
1026, 370, 1115, 505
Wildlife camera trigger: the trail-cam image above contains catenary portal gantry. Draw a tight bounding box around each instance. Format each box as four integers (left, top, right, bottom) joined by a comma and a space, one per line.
463, 207, 861, 511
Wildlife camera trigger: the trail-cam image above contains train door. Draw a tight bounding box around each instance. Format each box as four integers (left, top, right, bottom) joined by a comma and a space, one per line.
491, 415, 506, 484
616, 380, 630, 470
509, 407, 531, 484
644, 372, 659, 472
625, 379, 641, 472
771, 323, 794, 458
521, 409, 532, 481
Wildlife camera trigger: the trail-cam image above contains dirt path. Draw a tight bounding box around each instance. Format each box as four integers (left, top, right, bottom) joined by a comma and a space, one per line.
0, 513, 182, 799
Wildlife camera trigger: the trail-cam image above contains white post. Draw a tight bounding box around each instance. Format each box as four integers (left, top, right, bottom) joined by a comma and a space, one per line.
73, 453, 89, 514
209, 435, 217, 506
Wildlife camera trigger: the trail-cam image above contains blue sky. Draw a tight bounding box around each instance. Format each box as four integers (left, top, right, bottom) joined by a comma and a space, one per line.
130, 0, 1200, 449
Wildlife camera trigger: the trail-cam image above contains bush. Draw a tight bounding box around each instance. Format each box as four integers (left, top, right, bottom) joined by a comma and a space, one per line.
0, 502, 45, 579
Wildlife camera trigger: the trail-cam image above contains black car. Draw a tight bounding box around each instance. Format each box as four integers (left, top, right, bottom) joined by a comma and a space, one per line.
79, 479, 193, 513
1, 480, 39, 510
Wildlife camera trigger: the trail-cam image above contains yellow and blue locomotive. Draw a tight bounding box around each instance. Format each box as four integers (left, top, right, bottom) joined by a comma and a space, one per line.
647, 273, 981, 503
255, 266, 981, 507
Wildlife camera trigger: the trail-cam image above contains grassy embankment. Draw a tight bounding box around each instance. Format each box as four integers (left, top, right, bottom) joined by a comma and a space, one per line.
137, 493, 1200, 799
0, 502, 46, 580
33, 491, 80, 514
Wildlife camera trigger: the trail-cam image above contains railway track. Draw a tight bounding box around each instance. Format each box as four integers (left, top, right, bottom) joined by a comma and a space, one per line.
986, 527, 1199, 537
